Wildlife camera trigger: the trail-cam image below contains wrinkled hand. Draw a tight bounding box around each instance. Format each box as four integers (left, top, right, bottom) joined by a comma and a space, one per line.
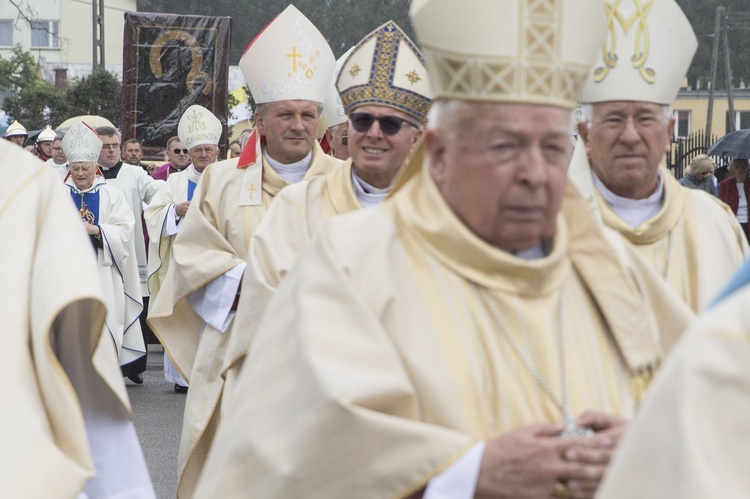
561, 412, 628, 495
83, 222, 100, 237
475, 422, 616, 499
146, 162, 157, 175
175, 201, 191, 218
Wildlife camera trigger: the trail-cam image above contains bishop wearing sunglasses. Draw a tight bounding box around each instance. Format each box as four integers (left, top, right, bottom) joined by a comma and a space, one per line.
216, 19, 433, 438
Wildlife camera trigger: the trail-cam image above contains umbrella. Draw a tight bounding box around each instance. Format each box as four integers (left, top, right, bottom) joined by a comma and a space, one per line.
707, 129, 750, 159
55, 115, 115, 135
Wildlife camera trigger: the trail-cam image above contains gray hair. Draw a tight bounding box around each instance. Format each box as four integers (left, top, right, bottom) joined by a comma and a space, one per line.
428, 99, 575, 137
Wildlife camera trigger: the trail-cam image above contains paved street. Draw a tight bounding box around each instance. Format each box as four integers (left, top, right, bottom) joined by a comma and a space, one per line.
126, 345, 186, 499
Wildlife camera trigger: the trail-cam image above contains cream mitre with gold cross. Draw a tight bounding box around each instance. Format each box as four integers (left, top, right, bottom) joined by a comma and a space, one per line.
178, 105, 222, 151
410, 0, 607, 110
62, 121, 103, 163
579, 0, 697, 105
337, 21, 432, 123
238, 4, 335, 105
322, 47, 355, 130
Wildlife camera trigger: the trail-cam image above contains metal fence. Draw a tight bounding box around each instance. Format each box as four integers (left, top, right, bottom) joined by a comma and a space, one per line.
667, 130, 721, 179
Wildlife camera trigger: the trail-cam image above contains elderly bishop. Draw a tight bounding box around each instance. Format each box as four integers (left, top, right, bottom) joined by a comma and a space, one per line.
63, 122, 147, 383
570, 0, 748, 320
145, 105, 222, 392
194, 0, 693, 497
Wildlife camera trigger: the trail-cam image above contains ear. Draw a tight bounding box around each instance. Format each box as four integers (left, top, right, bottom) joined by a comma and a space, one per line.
577, 121, 590, 147
411, 127, 424, 148
255, 113, 266, 136
424, 129, 447, 181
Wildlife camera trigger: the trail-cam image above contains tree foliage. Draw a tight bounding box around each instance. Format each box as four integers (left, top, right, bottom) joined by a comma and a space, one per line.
136, 0, 413, 63
0, 45, 39, 90
4, 82, 72, 130
676, 0, 750, 88
67, 68, 123, 127
1, 47, 121, 129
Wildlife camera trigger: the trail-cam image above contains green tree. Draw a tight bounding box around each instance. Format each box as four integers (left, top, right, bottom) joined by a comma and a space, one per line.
67, 67, 123, 128
0, 45, 39, 90
4, 82, 72, 130
677, 0, 750, 88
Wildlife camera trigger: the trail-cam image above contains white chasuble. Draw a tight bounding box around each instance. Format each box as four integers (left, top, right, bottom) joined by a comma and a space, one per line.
67, 176, 146, 369
104, 162, 164, 295
0, 145, 153, 498
148, 141, 341, 499
598, 169, 748, 315
193, 167, 692, 498
600, 283, 750, 498
144, 164, 202, 307
222, 159, 361, 402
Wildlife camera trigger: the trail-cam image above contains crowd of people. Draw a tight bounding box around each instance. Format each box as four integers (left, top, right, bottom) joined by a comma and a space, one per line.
5, 0, 750, 497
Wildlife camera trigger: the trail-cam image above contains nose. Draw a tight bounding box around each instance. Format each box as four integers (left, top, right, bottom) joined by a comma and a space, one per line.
365, 119, 385, 138
517, 145, 548, 187
618, 117, 641, 143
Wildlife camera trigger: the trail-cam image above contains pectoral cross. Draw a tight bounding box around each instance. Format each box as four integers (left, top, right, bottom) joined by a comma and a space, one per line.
248, 184, 256, 199
286, 46, 301, 72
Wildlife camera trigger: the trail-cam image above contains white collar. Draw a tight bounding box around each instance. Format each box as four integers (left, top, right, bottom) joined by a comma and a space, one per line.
593, 170, 664, 227
351, 167, 391, 209
264, 149, 313, 184
66, 175, 106, 194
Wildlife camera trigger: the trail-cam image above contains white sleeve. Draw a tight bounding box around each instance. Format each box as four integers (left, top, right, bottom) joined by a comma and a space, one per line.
163, 203, 181, 236
423, 442, 485, 499
186, 262, 246, 332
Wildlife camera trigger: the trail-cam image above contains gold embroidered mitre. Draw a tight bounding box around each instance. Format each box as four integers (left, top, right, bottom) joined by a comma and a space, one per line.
580, 0, 697, 104
337, 21, 433, 123
62, 122, 102, 163
178, 105, 222, 150
410, 0, 607, 109
239, 5, 335, 105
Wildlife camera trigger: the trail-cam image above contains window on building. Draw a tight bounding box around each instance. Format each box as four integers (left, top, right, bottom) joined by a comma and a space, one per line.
736, 111, 750, 131
0, 20, 13, 47
30, 20, 59, 49
674, 110, 690, 138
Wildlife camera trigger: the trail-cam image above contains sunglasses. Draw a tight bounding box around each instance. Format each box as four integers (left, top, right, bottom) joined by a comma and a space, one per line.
173, 148, 189, 154
349, 113, 419, 136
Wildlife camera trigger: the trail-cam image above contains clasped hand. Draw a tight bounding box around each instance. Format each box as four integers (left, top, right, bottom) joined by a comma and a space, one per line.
475, 411, 627, 499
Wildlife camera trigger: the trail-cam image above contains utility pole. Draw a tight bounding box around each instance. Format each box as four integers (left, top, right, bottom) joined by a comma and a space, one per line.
92, 0, 105, 70
706, 6, 723, 145
723, 13, 736, 133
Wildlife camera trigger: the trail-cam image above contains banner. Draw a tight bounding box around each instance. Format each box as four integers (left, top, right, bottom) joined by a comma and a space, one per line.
121, 13, 231, 155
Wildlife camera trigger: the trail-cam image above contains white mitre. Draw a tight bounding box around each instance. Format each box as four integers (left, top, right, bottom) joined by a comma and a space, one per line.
239, 4, 335, 105
337, 21, 432, 123
62, 122, 103, 163
580, 0, 698, 105
178, 105, 222, 150
410, 0, 607, 109
322, 47, 354, 129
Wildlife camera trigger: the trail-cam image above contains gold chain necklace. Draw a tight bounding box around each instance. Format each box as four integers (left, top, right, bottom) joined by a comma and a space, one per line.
476, 286, 592, 438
